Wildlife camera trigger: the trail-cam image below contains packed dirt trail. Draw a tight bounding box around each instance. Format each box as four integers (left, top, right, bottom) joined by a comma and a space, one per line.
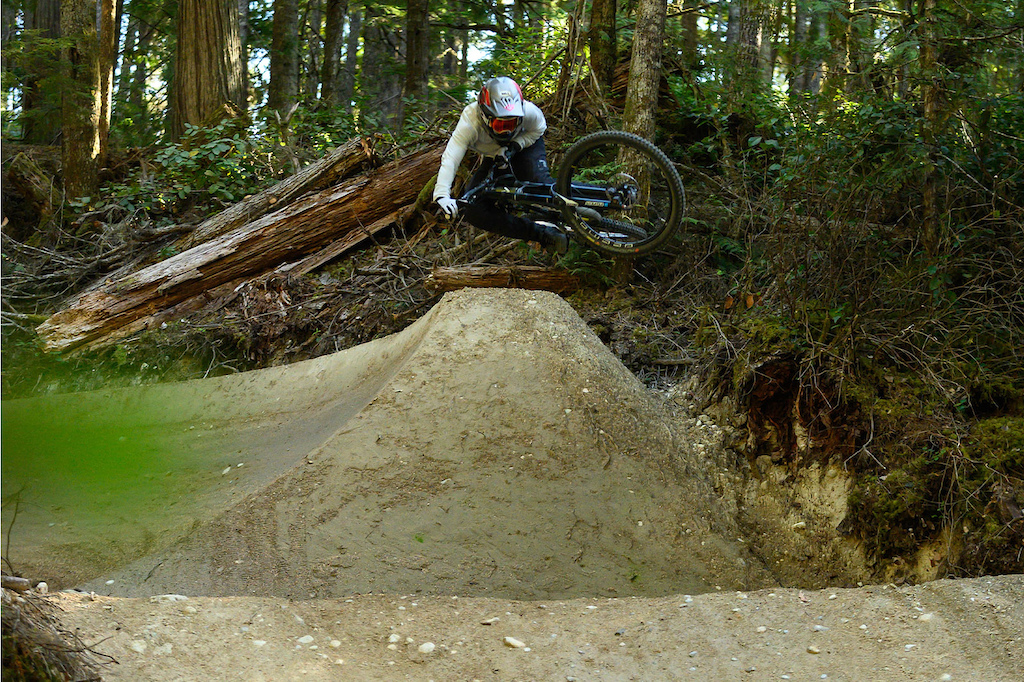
3, 289, 1022, 680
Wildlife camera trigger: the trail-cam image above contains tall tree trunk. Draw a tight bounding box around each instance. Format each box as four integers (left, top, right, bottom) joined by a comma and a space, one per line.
305, 0, 324, 98
61, 0, 105, 198
920, 0, 942, 255
321, 0, 347, 105
116, 17, 138, 102
361, 6, 403, 127
167, 0, 246, 141
238, 0, 250, 105
404, 0, 431, 105
849, 0, 876, 92
806, 6, 828, 94
679, 1, 699, 72
21, 0, 61, 145
340, 10, 362, 112
98, 0, 117, 154
820, 2, 850, 100
759, 1, 780, 86
129, 18, 152, 116
589, 0, 616, 92
789, 0, 809, 95
268, 0, 300, 114
622, 0, 666, 142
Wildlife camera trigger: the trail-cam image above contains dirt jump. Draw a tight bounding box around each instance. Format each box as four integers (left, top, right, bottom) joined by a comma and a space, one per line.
3, 288, 1022, 680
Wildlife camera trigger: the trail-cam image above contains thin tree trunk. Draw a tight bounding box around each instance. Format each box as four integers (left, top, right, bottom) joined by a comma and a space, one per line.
305, 0, 324, 98
680, 1, 699, 72
238, 0, 250, 105
268, 0, 300, 113
589, 0, 616, 91
98, 0, 117, 155
129, 18, 152, 115
920, 0, 941, 255
404, 0, 431, 104
117, 18, 138, 103
789, 0, 809, 94
340, 10, 362, 112
322, 0, 347, 105
361, 6, 403, 126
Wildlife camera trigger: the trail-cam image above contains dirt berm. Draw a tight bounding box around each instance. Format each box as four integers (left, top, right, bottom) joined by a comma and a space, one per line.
3, 288, 1022, 680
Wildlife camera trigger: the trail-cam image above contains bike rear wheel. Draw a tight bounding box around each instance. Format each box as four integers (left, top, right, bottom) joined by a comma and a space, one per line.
555, 131, 685, 257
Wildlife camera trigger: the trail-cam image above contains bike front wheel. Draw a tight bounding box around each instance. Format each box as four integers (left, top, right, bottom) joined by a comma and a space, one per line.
555, 131, 685, 257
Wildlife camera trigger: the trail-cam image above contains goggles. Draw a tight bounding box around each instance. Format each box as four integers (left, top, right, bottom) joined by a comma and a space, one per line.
490, 117, 520, 135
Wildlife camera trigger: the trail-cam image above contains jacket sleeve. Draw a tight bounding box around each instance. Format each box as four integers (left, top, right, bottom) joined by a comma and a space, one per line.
513, 102, 547, 150
432, 107, 477, 201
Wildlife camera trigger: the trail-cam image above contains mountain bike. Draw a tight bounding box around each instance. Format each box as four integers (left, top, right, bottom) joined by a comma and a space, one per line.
458, 130, 685, 257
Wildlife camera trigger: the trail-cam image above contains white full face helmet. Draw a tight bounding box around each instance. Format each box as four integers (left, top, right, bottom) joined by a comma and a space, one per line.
478, 76, 525, 144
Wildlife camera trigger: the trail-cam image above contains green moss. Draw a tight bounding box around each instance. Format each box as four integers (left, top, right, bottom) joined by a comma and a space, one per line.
963, 417, 1024, 473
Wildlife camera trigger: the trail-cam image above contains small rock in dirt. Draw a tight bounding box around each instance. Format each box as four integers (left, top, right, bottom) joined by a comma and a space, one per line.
481, 617, 500, 625
417, 642, 435, 654
807, 645, 821, 654
149, 594, 189, 604
504, 637, 526, 648
297, 635, 314, 645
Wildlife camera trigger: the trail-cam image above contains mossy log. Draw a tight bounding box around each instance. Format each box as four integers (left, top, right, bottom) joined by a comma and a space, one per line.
35, 144, 443, 353
426, 265, 580, 294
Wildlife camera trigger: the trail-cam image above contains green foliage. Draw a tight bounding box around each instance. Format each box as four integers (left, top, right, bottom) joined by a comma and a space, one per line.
102, 119, 278, 220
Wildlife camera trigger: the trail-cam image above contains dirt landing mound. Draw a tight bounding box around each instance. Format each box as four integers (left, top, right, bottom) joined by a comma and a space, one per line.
74, 288, 771, 600
55, 575, 1024, 682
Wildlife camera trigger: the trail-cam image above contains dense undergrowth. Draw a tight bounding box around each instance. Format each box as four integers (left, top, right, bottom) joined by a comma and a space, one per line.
2, 84, 1022, 581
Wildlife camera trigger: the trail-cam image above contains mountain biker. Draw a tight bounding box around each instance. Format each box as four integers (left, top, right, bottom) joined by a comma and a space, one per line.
433, 76, 568, 255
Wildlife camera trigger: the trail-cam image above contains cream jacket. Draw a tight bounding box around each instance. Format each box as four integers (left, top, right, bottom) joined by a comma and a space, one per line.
432, 101, 546, 202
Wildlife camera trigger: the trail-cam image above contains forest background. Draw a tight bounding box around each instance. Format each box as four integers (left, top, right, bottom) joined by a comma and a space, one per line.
1, 0, 1022, 581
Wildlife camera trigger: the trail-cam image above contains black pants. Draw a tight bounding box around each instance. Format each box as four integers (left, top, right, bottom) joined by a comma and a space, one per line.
460, 137, 557, 244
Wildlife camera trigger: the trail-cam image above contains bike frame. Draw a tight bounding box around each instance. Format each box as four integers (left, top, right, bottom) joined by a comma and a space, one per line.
457, 163, 615, 226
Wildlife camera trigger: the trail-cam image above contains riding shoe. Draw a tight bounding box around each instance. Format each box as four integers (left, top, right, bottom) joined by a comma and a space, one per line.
539, 225, 569, 255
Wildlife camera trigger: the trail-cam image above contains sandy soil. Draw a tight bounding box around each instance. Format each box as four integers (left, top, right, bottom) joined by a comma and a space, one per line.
4, 289, 1023, 680
53, 575, 1024, 681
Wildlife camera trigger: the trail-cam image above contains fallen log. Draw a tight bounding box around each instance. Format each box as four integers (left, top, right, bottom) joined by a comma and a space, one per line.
174, 136, 377, 251
275, 204, 417, 277
35, 144, 443, 353
426, 265, 580, 294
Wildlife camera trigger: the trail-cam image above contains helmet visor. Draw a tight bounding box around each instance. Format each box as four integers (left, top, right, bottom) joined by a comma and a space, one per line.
490, 117, 520, 135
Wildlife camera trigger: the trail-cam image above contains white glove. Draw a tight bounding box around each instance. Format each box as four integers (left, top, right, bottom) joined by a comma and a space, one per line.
437, 197, 459, 219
